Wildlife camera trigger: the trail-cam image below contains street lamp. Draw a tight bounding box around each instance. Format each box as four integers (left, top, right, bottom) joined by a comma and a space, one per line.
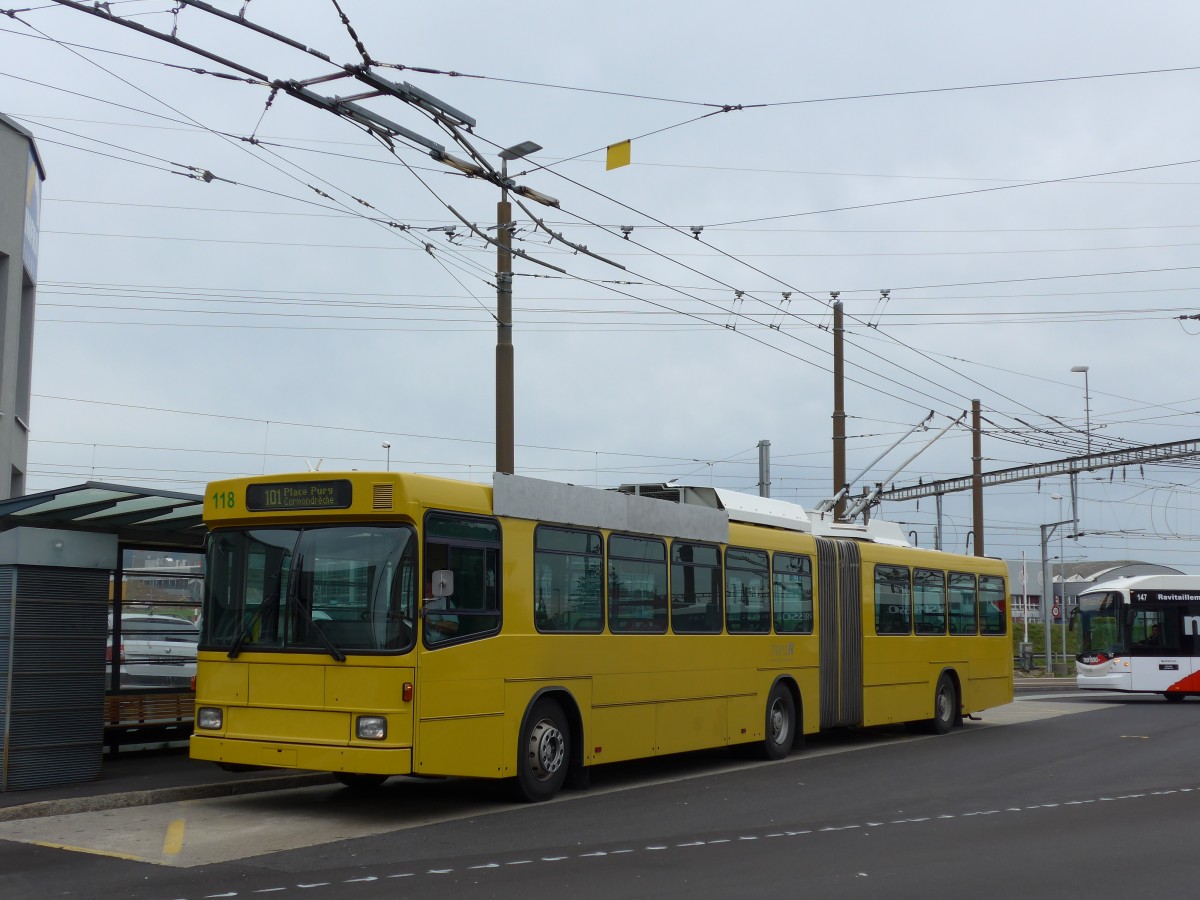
382, 441, 391, 472
495, 140, 543, 476
1070, 365, 1091, 459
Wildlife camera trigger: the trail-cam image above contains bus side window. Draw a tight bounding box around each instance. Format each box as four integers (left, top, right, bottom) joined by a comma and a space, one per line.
608, 534, 667, 634
724, 547, 769, 634
534, 526, 603, 633
949, 573, 978, 635
874, 565, 911, 635
772, 553, 813, 635
913, 568, 946, 635
1132, 610, 1169, 650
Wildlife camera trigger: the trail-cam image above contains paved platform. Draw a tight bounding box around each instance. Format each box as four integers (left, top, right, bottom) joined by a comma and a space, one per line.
0, 747, 334, 823
0, 677, 1079, 823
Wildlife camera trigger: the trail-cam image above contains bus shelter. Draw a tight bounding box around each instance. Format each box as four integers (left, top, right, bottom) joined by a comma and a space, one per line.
0, 482, 204, 791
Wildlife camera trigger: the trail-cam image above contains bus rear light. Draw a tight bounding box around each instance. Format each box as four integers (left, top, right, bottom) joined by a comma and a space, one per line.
403, 682, 413, 702
356, 716, 387, 740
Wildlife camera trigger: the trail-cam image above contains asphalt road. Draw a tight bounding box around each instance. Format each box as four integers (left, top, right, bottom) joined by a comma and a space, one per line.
2, 693, 1195, 899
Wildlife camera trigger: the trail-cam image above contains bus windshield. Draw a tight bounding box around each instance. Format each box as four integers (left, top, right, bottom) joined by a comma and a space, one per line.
203, 525, 417, 655
1075, 590, 1125, 660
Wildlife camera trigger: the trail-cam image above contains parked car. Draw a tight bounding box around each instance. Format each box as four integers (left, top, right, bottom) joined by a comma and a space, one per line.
107, 613, 199, 689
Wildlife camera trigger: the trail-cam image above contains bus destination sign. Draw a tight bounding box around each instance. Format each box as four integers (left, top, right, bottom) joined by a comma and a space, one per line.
1131, 590, 1200, 605
246, 480, 353, 512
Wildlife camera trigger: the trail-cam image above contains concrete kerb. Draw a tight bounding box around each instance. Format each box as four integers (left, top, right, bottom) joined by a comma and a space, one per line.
0, 772, 336, 823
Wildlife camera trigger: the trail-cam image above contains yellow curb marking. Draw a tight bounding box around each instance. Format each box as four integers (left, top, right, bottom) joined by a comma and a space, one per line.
28, 839, 157, 864
163, 818, 186, 856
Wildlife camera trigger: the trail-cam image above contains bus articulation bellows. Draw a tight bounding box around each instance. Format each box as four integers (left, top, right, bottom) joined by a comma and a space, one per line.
191, 472, 1012, 801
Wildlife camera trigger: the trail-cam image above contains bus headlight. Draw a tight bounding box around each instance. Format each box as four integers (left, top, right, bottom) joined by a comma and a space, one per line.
356, 716, 387, 740
197, 707, 223, 730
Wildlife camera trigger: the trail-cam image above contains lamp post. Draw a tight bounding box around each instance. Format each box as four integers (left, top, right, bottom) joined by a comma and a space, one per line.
1040, 521, 1054, 674
382, 441, 391, 472
1070, 365, 1091, 459
1055, 493, 1068, 674
495, 140, 543, 476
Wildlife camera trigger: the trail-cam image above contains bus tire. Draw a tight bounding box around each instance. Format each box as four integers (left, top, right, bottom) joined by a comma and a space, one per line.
334, 773, 389, 790
930, 674, 957, 735
516, 697, 570, 802
1164, 692, 1186, 703
762, 683, 796, 760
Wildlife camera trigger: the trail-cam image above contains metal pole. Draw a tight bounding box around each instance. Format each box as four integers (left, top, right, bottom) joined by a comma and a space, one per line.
1083, 369, 1091, 458
1059, 495, 1068, 673
972, 400, 984, 556
1041, 523, 1052, 674
832, 297, 846, 520
1021, 551, 1029, 643
496, 160, 515, 475
757, 440, 771, 498
1071, 366, 1091, 460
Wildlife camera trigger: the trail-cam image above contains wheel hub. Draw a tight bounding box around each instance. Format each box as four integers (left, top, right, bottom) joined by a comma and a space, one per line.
527, 718, 565, 780
769, 700, 789, 745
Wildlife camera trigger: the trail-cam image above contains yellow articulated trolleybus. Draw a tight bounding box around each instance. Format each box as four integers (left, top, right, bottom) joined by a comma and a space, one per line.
191, 471, 1012, 801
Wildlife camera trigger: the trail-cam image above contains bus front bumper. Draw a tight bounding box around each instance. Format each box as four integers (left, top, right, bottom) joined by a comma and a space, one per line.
190, 734, 412, 775
1076, 659, 1132, 692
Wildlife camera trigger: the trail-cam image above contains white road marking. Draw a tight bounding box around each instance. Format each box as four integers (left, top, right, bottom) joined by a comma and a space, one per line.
165, 783, 1193, 900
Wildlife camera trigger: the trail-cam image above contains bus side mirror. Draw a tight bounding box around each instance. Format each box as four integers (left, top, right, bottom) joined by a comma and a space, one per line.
1068, 607, 1078, 632
419, 570, 454, 619
431, 569, 454, 598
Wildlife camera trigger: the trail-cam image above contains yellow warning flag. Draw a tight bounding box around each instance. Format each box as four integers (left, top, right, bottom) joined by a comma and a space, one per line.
606, 140, 632, 171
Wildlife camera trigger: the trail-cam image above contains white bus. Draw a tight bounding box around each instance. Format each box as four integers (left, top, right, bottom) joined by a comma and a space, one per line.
1075, 575, 1200, 701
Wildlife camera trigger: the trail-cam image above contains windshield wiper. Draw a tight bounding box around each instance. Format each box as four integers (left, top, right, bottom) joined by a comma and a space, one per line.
285, 552, 346, 663
227, 557, 286, 659
226, 608, 262, 659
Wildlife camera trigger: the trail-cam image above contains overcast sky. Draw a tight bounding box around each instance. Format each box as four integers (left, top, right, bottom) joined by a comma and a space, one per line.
5, 1, 1200, 576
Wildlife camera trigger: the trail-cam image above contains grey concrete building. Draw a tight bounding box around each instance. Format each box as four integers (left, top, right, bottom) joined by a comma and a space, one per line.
0, 113, 43, 499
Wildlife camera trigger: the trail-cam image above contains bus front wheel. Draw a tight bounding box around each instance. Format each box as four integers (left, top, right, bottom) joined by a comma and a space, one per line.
516, 697, 570, 802
334, 773, 389, 790
1164, 692, 1186, 703
761, 684, 796, 760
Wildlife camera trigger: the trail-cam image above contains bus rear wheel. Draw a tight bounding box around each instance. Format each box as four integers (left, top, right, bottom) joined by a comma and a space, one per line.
761, 684, 796, 760
1164, 692, 1186, 703
334, 773, 389, 790
516, 697, 570, 802
930, 674, 957, 735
